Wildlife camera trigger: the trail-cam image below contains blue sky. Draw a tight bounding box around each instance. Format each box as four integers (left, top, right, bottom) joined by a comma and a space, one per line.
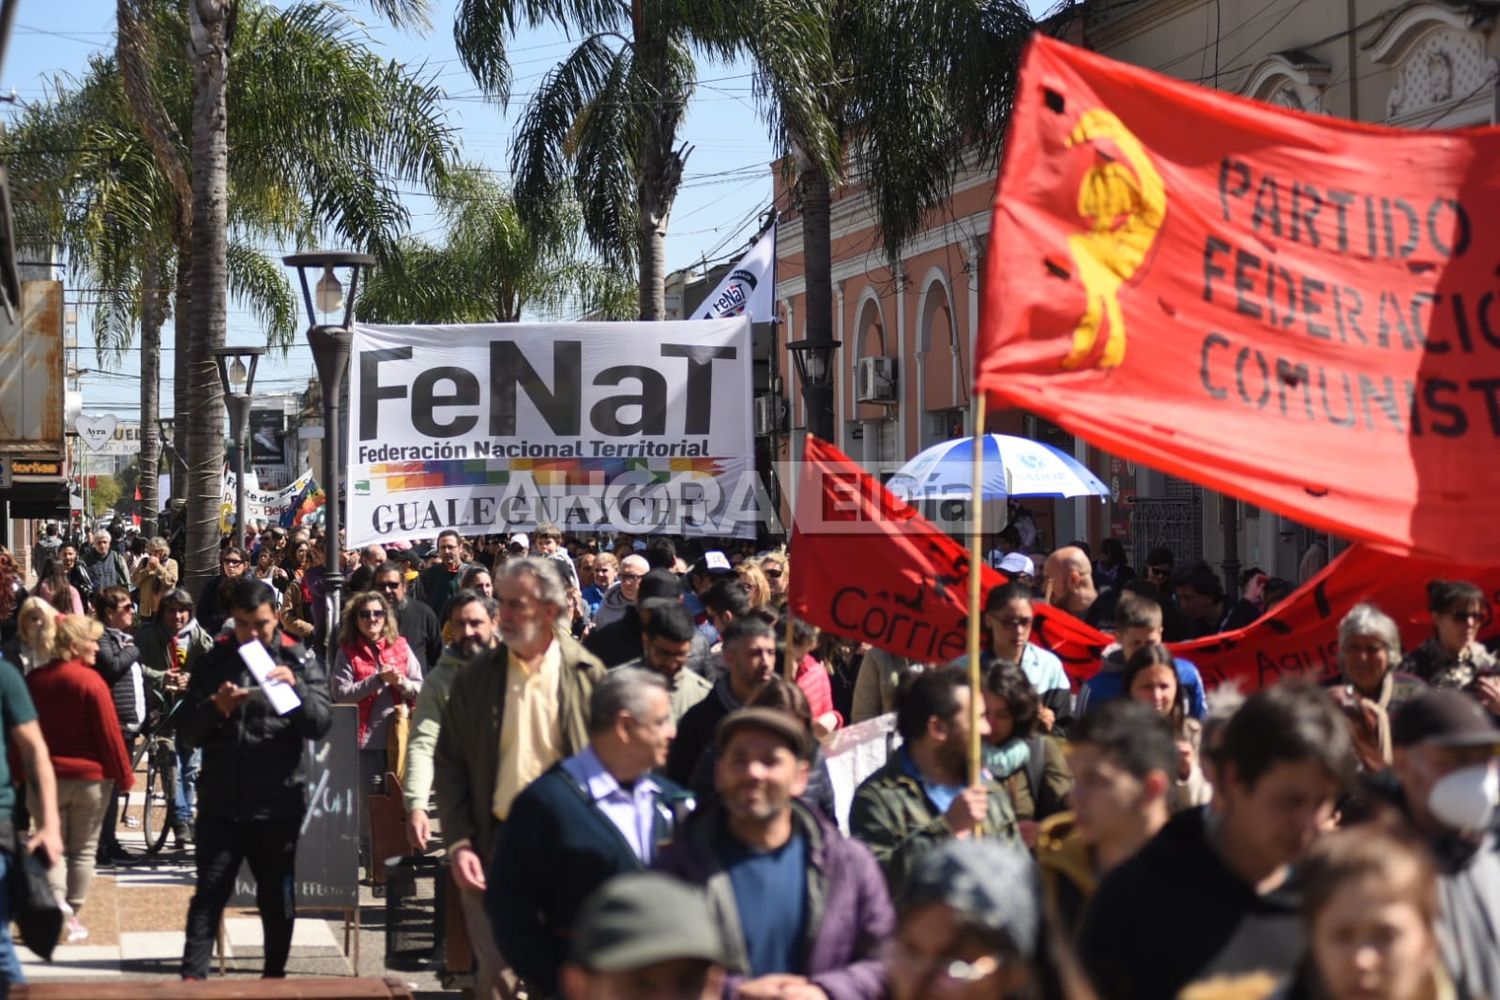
5, 0, 1051, 419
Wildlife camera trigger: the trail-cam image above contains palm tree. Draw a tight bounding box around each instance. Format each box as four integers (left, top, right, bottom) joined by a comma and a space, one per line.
108, 0, 451, 592
360, 166, 636, 323
774, 1, 1034, 441
455, 0, 833, 320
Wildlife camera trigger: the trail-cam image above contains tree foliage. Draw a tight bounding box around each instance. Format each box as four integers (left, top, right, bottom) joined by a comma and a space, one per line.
360, 166, 635, 323
455, 0, 834, 319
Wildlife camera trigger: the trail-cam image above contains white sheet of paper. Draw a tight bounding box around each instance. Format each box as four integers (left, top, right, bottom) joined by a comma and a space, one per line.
237, 640, 303, 716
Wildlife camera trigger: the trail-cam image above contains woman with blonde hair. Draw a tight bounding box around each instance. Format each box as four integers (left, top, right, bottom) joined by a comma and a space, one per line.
331, 591, 422, 828
2, 597, 58, 674
26, 613, 132, 942
736, 560, 772, 610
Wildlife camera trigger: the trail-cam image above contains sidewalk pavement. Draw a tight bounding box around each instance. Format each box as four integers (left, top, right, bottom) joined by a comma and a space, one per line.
16, 824, 452, 996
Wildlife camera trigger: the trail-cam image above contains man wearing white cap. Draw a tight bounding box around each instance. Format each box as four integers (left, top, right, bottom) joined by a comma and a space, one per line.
997, 552, 1036, 587
685, 551, 734, 644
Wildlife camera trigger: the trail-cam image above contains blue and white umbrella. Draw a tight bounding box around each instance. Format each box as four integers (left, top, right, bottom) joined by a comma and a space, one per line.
886, 433, 1110, 502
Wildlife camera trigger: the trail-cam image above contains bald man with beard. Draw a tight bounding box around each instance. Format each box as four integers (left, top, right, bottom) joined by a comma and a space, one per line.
1044, 546, 1115, 631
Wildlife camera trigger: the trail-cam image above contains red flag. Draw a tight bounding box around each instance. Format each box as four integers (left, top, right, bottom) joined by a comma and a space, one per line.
788, 436, 1108, 672
1175, 546, 1500, 690
976, 36, 1500, 564
791, 439, 1500, 692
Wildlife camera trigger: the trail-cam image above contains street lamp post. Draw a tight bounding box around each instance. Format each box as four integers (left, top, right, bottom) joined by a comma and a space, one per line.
156, 417, 186, 534
212, 346, 266, 551
283, 251, 374, 646
786, 339, 842, 444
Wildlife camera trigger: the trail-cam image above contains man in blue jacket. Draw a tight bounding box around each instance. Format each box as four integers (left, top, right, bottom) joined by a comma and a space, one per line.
487, 667, 688, 997
1076, 591, 1207, 719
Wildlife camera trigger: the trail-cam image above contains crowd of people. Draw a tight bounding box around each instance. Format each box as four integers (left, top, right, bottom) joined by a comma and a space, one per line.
0, 517, 1494, 1000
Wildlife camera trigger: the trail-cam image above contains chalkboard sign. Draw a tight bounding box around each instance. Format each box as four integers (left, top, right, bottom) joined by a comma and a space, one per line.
232, 704, 359, 909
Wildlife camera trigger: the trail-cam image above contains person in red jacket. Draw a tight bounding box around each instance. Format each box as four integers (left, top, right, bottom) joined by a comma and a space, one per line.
787, 617, 841, 737
26, 614, 133, 943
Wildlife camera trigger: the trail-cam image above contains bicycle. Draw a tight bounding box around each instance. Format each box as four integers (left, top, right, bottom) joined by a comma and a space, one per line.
118, 696, 185, 862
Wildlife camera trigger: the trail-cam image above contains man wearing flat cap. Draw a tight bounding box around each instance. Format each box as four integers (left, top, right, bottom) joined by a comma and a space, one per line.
561, 873, 728, 1000
655, 707, 893, 999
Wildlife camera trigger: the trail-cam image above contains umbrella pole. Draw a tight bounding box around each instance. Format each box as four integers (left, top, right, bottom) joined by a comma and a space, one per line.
967, 395, 988, 789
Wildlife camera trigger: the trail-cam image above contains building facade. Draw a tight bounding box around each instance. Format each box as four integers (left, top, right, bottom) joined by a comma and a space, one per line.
769, 0, 1496, 580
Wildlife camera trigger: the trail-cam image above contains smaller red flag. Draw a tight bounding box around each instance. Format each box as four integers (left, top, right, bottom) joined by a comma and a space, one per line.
787, 437, 1500, 694
788, 436, 1108, 674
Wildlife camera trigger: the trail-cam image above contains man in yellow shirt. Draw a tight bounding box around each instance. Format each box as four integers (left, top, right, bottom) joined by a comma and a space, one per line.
433, 557, 606, 1000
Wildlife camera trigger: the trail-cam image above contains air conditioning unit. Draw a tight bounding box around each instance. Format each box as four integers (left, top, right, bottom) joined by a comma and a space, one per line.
855, 356, 897, 404
753, 395, 788, 436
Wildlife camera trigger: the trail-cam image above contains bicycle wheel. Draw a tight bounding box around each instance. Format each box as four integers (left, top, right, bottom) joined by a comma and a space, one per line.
120, 741, 173, 862
139, 744, 174, 856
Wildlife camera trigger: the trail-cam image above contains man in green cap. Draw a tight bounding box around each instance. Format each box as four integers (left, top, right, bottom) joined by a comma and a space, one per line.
560, 873, 728, 1000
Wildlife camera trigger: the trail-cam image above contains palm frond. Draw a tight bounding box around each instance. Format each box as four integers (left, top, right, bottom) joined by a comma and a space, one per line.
455, 0, 627, 106
511, 33, 629, 262
226, 240, 299, 349
845, 0, 1033, 261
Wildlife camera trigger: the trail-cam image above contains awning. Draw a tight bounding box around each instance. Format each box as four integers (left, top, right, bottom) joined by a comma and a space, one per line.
2, 479, 69, 519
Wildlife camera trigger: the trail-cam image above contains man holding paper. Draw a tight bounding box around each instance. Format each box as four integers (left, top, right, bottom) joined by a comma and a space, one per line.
176, 577, 333, 981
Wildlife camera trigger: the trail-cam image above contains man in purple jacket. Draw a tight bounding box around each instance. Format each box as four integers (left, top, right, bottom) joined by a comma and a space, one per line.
654, 708, 892, 1000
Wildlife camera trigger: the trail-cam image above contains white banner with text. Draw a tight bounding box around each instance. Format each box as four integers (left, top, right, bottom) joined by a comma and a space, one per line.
347, 319, 758, 546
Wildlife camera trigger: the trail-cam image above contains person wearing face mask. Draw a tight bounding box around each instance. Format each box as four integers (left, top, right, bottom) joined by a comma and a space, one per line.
1377, 690, 1500, 1000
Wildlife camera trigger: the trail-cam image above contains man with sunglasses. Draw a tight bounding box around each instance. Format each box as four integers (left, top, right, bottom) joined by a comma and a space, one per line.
593, 554, 649, 630
373, 562, 441, 673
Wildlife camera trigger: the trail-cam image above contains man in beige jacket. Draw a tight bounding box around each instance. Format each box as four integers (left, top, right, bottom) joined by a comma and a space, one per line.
433, 557, 606, 1000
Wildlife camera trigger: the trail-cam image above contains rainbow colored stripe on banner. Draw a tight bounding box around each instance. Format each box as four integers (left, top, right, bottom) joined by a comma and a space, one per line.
358, 456, 727, 494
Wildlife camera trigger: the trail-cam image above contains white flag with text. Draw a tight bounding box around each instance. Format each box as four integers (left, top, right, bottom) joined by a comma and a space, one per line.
698, 225, 776, 321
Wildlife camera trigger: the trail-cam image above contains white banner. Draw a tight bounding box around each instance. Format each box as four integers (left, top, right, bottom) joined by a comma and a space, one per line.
825, 713, 896, 834
223, 470, 312, 529
698, 225, 775, 321
346, 319, 760, 547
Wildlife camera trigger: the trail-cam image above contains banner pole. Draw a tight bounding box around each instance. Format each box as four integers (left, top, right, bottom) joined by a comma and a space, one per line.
785, 424, 799, 683
967, 396, 988, 787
